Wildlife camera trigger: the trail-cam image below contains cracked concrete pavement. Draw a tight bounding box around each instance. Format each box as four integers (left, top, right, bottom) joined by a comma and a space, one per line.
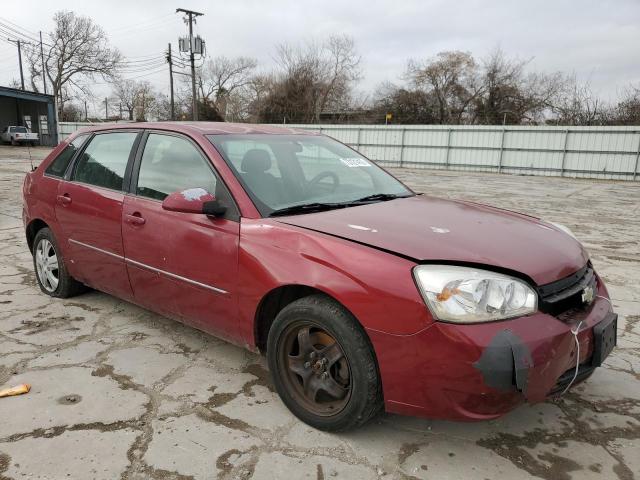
0, 145, 638, 480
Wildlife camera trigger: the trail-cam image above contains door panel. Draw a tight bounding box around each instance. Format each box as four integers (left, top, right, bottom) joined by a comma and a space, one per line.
121, 195, 180, 317
124, 131, 241, 342
165, 215, 239, 341
56, 182, 132, 299
55, 131, 139, 300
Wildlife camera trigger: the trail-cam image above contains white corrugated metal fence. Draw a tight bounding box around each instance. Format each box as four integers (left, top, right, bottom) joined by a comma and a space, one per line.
289, 125, 640, 181
59, 122, 640, 181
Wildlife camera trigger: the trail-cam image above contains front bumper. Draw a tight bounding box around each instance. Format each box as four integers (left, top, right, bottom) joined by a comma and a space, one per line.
369, 277, 616, 421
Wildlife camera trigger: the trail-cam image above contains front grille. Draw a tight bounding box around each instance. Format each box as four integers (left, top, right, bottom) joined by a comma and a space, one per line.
536, 263, 596, 316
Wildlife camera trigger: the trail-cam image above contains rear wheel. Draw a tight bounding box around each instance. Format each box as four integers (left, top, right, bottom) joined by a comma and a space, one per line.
267, 294, 382, 431
32, 228, 86, 298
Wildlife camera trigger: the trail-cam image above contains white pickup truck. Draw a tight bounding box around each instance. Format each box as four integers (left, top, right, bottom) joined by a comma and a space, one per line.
1, 126, 39, 145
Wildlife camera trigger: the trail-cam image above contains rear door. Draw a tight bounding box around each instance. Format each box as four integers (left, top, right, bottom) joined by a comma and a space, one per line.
123, 131, 241, 341
55, 130, 140, 300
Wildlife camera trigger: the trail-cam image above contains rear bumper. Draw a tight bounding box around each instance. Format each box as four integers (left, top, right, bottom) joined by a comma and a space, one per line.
370, 277, 615, 421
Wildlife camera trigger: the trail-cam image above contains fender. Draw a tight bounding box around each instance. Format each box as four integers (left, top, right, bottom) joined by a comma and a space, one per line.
236, 218, 433, 348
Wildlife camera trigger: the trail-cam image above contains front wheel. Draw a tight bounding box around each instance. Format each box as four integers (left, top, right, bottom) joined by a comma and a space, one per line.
32, 227, 86, 298
267, 294, 382, 431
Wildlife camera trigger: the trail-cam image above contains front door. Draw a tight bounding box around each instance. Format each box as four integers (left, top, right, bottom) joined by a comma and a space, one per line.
123, 132, 241, 341
55, 131, 140, 300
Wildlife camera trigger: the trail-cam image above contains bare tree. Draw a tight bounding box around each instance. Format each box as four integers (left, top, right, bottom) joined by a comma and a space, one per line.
255, 35, 361, 123
473, 48, 565, 124
197, 56, 257, 119
407, 51, 483, 124
61, 102, 84, 122
27, 11, 122, 116
612, 85, 640, 125
134, 81, 157, 121
317, 35, 361, 119
553, 77, 606, 125
373, 82, 438, 124
112, 79, 138, 120
7, 78, 22, 90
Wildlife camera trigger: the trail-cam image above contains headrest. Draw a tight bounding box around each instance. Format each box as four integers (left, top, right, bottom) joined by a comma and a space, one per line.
163, 142, 193, 164
241, 149, 271, 174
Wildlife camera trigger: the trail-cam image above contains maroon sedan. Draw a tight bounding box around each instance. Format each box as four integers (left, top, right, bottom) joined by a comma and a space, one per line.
22, 122, 617, 431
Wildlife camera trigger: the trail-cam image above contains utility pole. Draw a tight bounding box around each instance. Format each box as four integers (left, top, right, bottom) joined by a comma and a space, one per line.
39, 31, 47, 94
84, 100, 88, 121
176, 8, 203, 121
104, 97, 108, 120
167, 43, 175, 120
7, 39, 25, 90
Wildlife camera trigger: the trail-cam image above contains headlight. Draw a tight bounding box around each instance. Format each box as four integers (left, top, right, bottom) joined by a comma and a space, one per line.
413, 265, 537, 323
546, 221, 579, 241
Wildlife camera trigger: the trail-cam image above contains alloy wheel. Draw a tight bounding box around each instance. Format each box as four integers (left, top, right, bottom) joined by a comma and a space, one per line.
35, 238, 59, 292
279, 322, 352, 416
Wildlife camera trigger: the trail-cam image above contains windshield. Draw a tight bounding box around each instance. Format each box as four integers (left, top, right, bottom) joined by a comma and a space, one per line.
207, 134, 412, 216
11, 127, 27, 133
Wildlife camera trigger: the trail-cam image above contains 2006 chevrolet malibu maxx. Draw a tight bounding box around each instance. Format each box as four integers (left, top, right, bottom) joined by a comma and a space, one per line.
22, 122, 617, 431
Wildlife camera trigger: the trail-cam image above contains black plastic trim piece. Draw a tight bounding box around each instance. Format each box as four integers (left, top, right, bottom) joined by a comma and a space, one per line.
473, 329, 533, 395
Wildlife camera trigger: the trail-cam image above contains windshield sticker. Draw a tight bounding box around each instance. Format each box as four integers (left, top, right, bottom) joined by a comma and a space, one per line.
340, 157, 371, 168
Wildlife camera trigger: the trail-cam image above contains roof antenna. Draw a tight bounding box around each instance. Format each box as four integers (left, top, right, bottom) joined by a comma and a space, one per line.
26, 140, 35, 172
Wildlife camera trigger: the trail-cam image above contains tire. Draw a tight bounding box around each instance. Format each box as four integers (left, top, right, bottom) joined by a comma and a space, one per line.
32, 227, 86, 298
267, 294, 383, 431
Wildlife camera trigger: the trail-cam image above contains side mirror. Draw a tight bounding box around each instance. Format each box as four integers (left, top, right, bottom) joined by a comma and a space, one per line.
161, 188, 227, 217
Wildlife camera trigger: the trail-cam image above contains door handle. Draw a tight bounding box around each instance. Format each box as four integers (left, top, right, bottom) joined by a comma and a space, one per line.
56, 194, 71, 206
125, 212, 146, 226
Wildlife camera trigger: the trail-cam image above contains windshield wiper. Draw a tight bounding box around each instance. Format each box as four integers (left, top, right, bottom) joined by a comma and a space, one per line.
269, 202, 347, 217
269, 194, 410, 217
346, 193, 407, 205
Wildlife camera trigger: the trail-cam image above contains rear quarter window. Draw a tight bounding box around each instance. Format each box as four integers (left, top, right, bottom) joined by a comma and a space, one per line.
45, 135, 90, 178
72, 132, 138, 191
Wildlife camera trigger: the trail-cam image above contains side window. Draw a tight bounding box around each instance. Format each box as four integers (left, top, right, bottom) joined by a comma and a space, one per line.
45, 135, 89, 177
136, 134, 217, 201
73, 132, 138, 191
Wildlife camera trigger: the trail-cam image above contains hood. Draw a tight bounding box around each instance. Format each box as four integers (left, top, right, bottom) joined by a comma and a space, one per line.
274, 195, 588, 286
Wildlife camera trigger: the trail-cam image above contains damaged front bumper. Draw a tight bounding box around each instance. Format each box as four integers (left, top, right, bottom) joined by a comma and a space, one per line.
369, 277, 617, 421
473, 309, 617, 399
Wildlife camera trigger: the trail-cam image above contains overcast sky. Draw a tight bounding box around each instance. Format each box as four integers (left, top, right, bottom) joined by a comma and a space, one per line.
1, 0, 638, 117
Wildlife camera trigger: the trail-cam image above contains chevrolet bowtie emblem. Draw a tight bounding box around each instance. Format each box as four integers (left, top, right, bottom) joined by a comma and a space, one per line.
582, 285, 595, 304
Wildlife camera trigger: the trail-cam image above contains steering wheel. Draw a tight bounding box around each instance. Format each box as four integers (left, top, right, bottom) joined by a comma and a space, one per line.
308, 171, 340, 193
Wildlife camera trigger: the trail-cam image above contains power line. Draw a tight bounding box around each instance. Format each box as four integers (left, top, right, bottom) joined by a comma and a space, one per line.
0, 17, 39, 37
0, 20, 40, 44
107, 18, 177, 40
107, 13, 174, 34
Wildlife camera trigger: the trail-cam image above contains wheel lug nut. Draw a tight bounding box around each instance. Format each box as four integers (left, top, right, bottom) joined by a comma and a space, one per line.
321, 372, 328, 380
310, 351, 316, 359
304, 362, 310, 368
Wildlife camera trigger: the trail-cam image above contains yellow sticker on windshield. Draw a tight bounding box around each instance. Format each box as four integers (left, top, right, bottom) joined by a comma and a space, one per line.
340, 158, 371, 167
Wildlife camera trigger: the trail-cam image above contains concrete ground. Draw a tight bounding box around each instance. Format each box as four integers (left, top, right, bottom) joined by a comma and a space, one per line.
0, 145, 638, 480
